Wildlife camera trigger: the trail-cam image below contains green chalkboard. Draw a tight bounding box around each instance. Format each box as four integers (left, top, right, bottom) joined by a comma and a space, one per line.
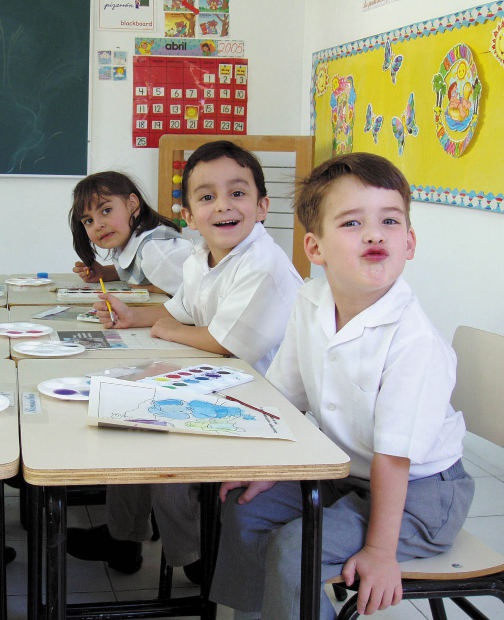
0, 1, 90, 175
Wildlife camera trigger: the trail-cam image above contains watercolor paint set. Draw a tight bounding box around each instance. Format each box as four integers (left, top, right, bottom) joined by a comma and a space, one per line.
57, 287, 150, 302
138, 364, 255, 394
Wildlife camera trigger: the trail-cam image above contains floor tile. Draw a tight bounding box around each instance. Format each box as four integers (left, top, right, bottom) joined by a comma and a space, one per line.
412, 594, 504, 619
67, 555, 114, 594
324, 583, 427, 618
6, 542, 27, 596
464, 514, 504, 553
6, 595, 27, 620
467, 476, 504, 517
462, 456, 491, 479
464, 433, 504, 479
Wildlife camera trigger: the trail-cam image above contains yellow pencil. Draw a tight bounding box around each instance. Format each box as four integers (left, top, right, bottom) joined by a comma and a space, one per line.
99, 278, 116, 326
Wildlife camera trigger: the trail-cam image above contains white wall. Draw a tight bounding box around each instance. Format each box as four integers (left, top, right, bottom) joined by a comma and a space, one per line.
0, 0, 306, 274
301, 0, 504, 341
1, 0, 502, 343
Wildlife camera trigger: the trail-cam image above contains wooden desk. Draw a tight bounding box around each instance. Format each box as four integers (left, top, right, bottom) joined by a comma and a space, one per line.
0, 360, 20, 620
0, 308, 11, 358
6, 273, 169, 306
9, 305, 222, 361
19, 357, 350, 620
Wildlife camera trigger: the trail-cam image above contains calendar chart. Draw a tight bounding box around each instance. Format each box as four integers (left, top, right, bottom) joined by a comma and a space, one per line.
133, 56, 248, 147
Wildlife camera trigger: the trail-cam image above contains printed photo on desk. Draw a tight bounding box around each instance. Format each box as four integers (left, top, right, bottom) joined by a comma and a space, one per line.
87, 375, 295, 440
57, 330, 126, 349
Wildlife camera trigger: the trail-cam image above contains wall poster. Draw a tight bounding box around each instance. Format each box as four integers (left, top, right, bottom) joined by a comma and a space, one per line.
311, 2, 504, 213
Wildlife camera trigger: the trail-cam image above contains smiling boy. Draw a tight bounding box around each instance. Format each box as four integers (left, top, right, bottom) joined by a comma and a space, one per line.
93, 141, 301, 372
210, 152, 474, 620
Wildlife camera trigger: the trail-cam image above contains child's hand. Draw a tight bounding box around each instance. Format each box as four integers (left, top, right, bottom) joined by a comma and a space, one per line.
73, 261, 104, 283
219, 481, 277, 504
150, 315, 182, 341
342, 546, 402, 615
93, 294, 131, 328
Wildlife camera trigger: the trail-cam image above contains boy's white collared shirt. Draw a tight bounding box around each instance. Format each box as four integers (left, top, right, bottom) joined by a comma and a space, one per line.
266, 275, 466, 479
165, 223, 303, 375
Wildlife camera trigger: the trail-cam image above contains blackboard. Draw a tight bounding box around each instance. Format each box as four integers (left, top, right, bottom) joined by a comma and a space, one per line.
0, 0, 90, 175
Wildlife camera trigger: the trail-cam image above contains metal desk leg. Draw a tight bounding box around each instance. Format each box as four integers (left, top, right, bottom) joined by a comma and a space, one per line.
45, 487, 67, 620
0, 483, 6, 620
27, 484, 43, 620
200, 482, 219, 620
300, 480, 322, 620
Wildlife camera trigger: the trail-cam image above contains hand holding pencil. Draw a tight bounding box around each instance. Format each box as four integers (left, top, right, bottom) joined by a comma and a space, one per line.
93, 290, 135, 329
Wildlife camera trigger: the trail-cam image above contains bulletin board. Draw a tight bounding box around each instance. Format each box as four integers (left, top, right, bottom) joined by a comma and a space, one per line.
132, 56, 248, 148
0, 0, 90, 176
311, 2, 504, 213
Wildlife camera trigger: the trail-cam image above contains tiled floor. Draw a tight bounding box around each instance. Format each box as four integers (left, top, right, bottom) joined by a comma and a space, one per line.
5, 431, 504, 619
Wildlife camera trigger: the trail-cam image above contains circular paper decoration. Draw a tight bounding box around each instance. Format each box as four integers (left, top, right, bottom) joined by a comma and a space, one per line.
490, 19, 504, 67
432, 43, 482, 158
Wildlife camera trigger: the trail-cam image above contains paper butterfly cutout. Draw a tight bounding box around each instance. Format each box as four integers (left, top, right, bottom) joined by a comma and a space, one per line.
391, 92, 419, 156
364, 103, 383, 144
383, 40, 403, 84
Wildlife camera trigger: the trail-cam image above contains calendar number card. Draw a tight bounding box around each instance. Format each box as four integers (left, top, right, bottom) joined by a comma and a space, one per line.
133, 56, 248, 147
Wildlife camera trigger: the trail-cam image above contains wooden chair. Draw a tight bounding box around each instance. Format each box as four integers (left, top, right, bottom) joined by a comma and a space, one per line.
157, 134, 314, 278
329, 325, 504, 619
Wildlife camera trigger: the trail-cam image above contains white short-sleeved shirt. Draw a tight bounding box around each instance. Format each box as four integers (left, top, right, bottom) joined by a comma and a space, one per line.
112, 225, 192, 295
266, 276, 466, 479
165, 223, 303, 375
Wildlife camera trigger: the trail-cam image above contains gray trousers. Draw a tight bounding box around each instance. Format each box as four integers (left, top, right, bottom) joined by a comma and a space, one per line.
107, 484, 152, 542
106, 483, 201, 566
209, 460, 474, 620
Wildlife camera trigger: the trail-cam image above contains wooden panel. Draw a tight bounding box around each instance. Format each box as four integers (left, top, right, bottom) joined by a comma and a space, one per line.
158, 134, 314, 278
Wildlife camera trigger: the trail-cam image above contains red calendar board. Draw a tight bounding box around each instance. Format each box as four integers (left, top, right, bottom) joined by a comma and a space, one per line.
133, 56, 248, 148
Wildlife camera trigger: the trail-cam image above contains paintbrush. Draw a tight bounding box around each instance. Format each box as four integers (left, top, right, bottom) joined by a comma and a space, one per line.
99, 278, 116, 326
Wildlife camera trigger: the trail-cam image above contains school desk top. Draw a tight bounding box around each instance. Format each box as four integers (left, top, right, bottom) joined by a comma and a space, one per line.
0, 276, 6, 307
5, 273, 169, 306
8, 305, 221, 361
19, 357, 350, 486
0, 359, 19, 480
0, 309, 11, 359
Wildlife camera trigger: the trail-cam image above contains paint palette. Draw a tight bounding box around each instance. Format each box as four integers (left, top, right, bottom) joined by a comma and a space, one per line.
0, 323, 53, 338
5, 277, 52, 286
77, 309, 101, 323
37, 377, 91, 401
12, 341, 86, 357
138, 364, 255, 394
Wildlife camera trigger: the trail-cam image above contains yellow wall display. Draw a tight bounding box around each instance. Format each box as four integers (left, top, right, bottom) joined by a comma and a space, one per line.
311, 2, 504, 213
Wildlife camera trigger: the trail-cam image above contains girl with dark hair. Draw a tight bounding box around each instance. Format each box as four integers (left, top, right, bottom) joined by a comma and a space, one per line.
69, 171, 192, 295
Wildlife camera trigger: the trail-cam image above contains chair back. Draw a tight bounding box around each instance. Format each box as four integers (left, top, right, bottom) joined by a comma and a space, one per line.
451, 325, 504, 447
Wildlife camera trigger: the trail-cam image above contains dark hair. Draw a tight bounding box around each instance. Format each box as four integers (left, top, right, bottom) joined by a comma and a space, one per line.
295, 152, 411, 235
181, 140, 267, 210
69, 171, 180, 267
